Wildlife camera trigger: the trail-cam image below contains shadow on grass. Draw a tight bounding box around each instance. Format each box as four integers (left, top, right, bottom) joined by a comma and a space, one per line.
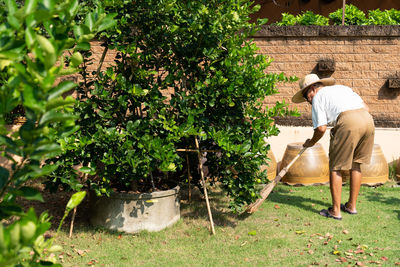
363, 191, 400, 220
266, 187, 329, 214
180, 186, 243, 228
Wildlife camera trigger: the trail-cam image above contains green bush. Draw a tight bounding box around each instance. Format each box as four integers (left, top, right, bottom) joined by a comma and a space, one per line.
368, 8, 400, 25
329, 4, 368, 25
47, 0, 299, 212
275, 11, 329, 26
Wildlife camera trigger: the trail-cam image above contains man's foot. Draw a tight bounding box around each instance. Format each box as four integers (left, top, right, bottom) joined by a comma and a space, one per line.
340, 202, 357, 215
319, 208, 342, 220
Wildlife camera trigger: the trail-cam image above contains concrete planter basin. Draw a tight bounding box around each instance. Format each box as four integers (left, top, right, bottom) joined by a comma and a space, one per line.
89, 186, 180, 233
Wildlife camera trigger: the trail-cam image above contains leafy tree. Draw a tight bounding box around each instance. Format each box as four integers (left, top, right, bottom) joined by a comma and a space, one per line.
48, 0, 298, 212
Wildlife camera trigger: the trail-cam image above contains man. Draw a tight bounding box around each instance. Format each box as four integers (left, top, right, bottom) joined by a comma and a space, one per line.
292, 74, 375, 220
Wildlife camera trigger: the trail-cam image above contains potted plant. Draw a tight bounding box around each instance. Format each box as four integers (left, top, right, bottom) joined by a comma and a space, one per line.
46, 0, 298, 233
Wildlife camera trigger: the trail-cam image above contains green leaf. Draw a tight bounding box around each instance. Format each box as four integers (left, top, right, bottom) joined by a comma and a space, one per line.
17, 187, 44, 202
248, 230, 257, 236
5, 0, 17, 15
25, 27, 35, 48
24, 0, 38, 15
39, 110, 77, 125
97, 16, 117, 32
66, 191, 86, 211
0, 167, 9, 190
79, 166, 92, 173
48, 81, 77, 100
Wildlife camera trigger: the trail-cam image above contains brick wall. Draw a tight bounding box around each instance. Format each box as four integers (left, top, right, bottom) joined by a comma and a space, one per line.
253, 25, 400, 127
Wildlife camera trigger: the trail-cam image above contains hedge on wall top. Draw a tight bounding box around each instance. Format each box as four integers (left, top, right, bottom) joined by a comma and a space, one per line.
274, 4, 400, 26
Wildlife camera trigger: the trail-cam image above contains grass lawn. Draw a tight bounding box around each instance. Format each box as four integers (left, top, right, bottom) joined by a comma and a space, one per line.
53, 181, 400, 266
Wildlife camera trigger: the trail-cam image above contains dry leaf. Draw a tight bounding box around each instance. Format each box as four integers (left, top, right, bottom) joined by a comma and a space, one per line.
234, 235, 240, 240
354, 249, 364, 254
394, 262, 400, 265
308, 250, 314, 255
274, 204, 280, 209
307, 243, 312, 248
339, 257, 347, 262
244, 258, 249, 262
356, 262, 364, 266
295, 230, 306, 235
342, 229, 349, 234
381, 256, 388, 261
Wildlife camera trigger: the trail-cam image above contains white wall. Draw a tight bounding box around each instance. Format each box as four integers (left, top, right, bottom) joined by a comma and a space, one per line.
268, 126, 400, 164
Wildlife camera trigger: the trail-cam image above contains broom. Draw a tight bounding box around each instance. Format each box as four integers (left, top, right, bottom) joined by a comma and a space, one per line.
246, 147, 307, 213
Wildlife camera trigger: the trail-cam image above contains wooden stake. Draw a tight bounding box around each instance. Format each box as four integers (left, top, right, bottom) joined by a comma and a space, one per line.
342, 0, 346, 26
186, 153, 192, 202
69, 207, 77, 238
195, 136, 216, 235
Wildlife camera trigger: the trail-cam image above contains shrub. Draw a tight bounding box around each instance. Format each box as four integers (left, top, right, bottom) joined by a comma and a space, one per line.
275, 11, 329, 26
368, 8, 400, 25
47, 0, 299, 212
329, 4, 368, 25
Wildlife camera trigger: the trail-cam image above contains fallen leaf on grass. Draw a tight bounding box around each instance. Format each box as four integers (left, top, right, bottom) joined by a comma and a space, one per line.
342, 229, 349, 235
295, 230, 306, 235
240, 241, 248, 247
354, 249, 364, 254
307, 243, 312, 248
244, 258, 249, 262
381, 256, 388, 261
118, 234, 122, 239
234, 235, 240, 240
356, 262, 364, 266
308, 250, 314, 255
248, 231, 257, 236
395, 262, 400, 265
274, 204, 280, 209
332, 250, 341, 255
368, 260, 381, 264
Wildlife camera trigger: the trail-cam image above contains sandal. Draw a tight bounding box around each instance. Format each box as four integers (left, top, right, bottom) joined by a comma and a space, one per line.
319, 208, 342, 220
340, 202, 357, 215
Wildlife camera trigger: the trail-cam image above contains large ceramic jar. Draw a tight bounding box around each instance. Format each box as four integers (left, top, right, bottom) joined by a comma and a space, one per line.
260, 149, 277, 181
342, 144, 388, 186
280, 142, 329, 185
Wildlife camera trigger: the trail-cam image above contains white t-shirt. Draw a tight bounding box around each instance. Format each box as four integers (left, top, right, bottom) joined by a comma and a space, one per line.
312, 84, 365, 129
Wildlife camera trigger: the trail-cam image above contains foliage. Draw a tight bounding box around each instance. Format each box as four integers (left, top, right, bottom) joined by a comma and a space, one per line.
0, 0, 115, 265
47, 0, 299, 212
0, 192, 86, 267
368, 8, 400, 25
328, 4, 368, 25
275, 11, 329, 26
275, 5, 400, 26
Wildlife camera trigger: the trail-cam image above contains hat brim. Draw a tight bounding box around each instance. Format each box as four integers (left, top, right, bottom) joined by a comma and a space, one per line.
291, 77, 335, 103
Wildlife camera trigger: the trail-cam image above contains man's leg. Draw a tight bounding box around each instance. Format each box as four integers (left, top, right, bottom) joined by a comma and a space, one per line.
347, 162, 361, 212
329, 170, 343, 216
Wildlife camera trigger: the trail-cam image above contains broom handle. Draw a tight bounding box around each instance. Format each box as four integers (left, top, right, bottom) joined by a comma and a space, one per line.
246, 147, 307, 213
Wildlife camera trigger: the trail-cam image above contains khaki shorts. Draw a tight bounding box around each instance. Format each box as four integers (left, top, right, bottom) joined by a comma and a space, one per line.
329, 108, 375, 171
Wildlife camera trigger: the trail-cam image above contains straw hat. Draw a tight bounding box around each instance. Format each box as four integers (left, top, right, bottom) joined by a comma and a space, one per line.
292, 74, 335, 103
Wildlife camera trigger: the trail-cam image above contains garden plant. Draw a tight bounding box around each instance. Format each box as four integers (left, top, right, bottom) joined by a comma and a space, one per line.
0, 0, 115, 265
275, 4, 400, 26
47, 0, 299, 212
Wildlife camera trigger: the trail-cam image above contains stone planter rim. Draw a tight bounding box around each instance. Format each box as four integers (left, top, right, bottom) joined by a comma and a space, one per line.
104, 185, 180, 200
